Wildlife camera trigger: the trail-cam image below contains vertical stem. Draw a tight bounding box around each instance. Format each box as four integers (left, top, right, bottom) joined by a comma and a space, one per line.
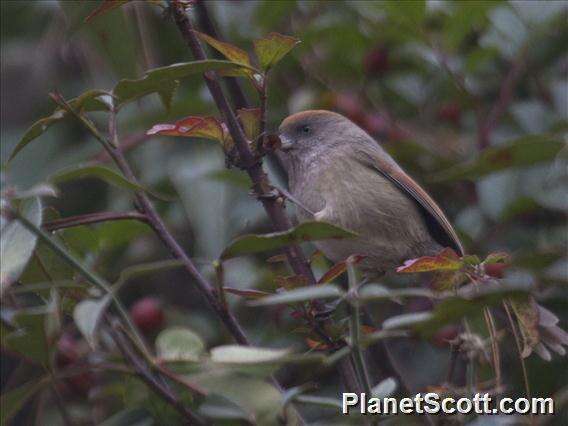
347, 262, 373, 396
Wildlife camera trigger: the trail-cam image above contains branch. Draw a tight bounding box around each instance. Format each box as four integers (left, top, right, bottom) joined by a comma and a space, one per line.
170, 1, 362, 394
43, 211, 148, 232
170, 0, 316, 287
93, 132, 150, 163
194, 0, 250, 109
108, 321, 205, 425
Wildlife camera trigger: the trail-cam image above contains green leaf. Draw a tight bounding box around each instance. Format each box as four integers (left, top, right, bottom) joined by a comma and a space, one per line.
236, 108, 261, 140
1, 198, 42, 294
73, 295, 112, 349
98, 408, 154, 426
210, 345, 290, 364
194, 32, 252, 69
249, 285, 344, 306
483, 252, 510, 265
220, 221, 357, 260
358, 284, 434, 301
156, 327, 205, 362
431, 133, 565, 181
253, 32, 300, 70
189, 372, 282, 425
49, 164, 171, 201
85, 0, 131, 23
3, 308, 50, 365
383, 312, 434, 331
199, 395, 251, 422
8, 90, 111, 162
113, 60, 254, 109
383, 281, 531, 338
0, 377, 49, 425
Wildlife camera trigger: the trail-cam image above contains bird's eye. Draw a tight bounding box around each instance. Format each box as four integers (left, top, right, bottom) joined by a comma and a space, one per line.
300, 125, 311, 134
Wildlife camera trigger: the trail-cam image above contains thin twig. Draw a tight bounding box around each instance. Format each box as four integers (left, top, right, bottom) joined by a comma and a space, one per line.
503, 302, 532, 404
108, 321, 205, 425
478, 48, 528, 149
43, 211, 148, 232
194, 0, 250, 109
346, 263, 373, 396
93, 132, 151, 163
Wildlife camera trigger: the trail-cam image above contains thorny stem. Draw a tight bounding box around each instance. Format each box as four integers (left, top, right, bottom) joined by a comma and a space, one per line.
108, 321, 205, 425
170, 0, 363, 395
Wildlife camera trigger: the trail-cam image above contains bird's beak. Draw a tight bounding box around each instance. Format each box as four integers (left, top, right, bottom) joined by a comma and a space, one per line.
278, 133, 294, 151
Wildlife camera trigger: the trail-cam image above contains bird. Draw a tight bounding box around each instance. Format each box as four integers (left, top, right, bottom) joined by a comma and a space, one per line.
275, 109, 568, 360
276, 109, 463, 278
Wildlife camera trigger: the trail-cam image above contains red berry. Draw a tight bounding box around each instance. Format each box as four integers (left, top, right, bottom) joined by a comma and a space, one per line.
437, 102, 461, 125
485, 263, 508, 279
67, 371, 95, 396
130, 297, 165, 333
363, 46, 390, 76
432, 325, 459, 347
56, 333, 80, 368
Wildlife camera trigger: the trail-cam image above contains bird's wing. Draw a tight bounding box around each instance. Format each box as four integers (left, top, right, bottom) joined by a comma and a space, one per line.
356, 149, 464, 256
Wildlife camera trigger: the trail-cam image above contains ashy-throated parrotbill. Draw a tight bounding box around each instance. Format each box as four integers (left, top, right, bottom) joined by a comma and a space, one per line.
277, 110, 463, 277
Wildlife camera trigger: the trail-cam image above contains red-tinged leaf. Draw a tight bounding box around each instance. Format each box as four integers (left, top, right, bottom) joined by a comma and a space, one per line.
237, 108, 261, 140
267, 254, 289, 263
223, 287, 271, 300
317, 255, 366, 284
85, 0, 131, 23
194, 31, 252, 69
305, 338, 331, 351
275, 275, 309, 290
396, 248, 462, 273
361, 325, 378, 335
147, 116, 225, 143
253, 33, 300, 70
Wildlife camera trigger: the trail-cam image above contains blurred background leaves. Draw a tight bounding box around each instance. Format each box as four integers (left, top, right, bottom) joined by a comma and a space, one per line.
1, 0, 567, 425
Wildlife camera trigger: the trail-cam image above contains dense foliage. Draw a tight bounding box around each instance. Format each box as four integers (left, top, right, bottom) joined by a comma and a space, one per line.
1, 1, 566, 425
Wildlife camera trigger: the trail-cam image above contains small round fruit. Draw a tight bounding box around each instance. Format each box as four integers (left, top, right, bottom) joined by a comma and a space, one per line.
130, 297, 165, 333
